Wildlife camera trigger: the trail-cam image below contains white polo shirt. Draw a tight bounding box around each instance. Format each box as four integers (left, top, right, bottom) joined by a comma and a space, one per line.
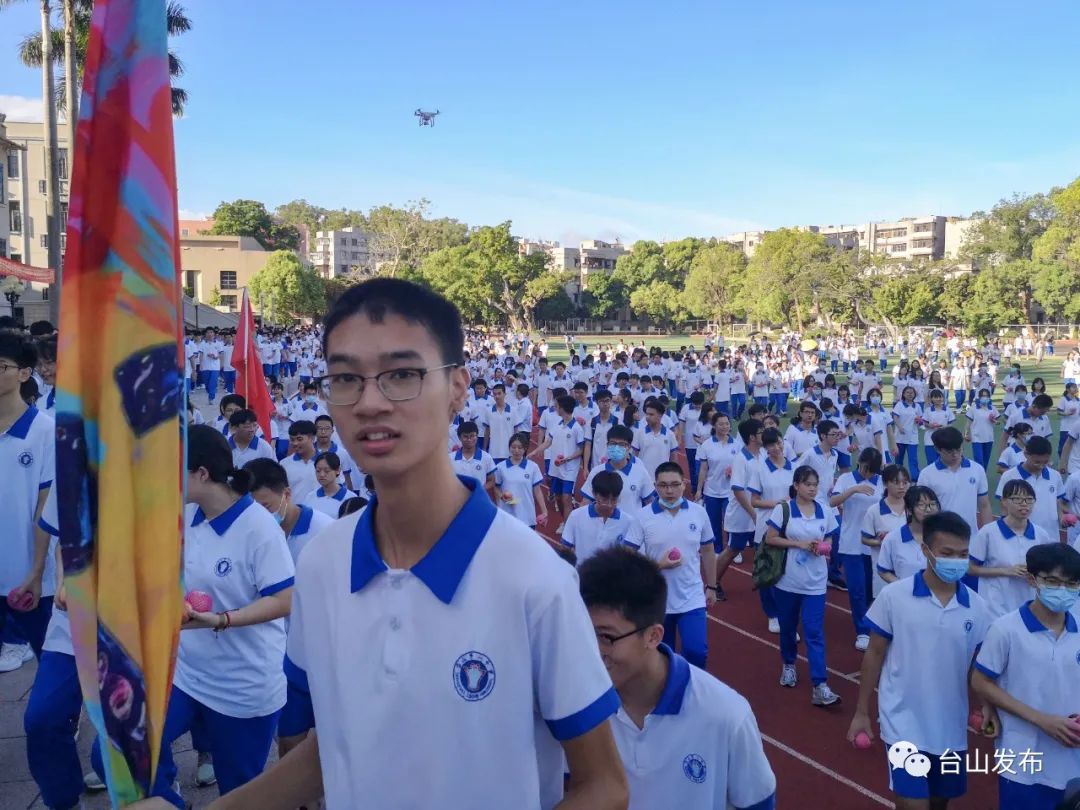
997, 441, 1026, 473
450, 447, 496, 487
782, 424, 817, 462
1, 406, 56, 595
767, 500, 838, 597
995, 465, 1066, 542
831, 471, 882, 557
725, 448, 760, 534
974, 604, 1080, 789
38, 486, 72, 656
494, 458, 544, 526
285, 477, 619, 809
696, 435, 740, 499
632, 424, 677, 480
917, 458, 987, 535
864, 573, 990, 755
537, 406, 563, 463
969, 518, 1049, 618
561, 504, 639, 566
548, 417, 586, 483
1005, 406, 1052, 438
281, 453, 319, 503
613, 645, 776, 810
627, 500, 714, 615
175, 497, 295, 718
229, 434, 276, 468
588, 414, 621, 468
483, 403, 519, 459
752, 457, 793, 544
301, 485, 350, 519
287, 504, 335, 568
876, 524, 927, 582
581, 458, 655, 513
890, 401, 921, 445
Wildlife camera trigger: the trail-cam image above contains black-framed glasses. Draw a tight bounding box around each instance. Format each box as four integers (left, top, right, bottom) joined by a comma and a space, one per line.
595, 626, 649, 648
318, 364, 457, 404
1006, 496, 1035, 506
0, 362, 21, 374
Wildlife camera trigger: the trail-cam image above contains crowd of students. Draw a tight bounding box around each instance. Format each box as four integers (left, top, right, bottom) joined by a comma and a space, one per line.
2, 296, 1080, 810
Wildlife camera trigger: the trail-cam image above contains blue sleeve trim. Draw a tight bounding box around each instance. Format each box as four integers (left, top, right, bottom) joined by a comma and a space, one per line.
973, 661, 1000, 680
581, 492, 595, 501
621, 539, 640, 549
545, 685, 620, 741
968, 556, 984, 566
38, 517, 59, 536
860, 530, 875, 538
766, 520, 781, 531
39, 480, 52, 490
260, 576, 295, 597
978, 490, 988, 497
532, 479, 543, 487
865, 618, 893, 641
736, 794, 777, 810
731, 485, 745, 492
747, 487, 762, 495
876, 565, 895, 574
283, 653, 309, 692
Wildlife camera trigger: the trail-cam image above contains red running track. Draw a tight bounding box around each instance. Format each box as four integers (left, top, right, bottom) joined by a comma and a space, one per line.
528, 425, 999, 809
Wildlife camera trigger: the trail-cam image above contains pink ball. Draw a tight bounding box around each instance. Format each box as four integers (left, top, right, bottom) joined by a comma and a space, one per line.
7, 589, 33, 612
185, 590, 213, 613
1063, 514, 1078, 527
969, 710, 984, 730
854, 731, 871, 749
668, 548, 682, 562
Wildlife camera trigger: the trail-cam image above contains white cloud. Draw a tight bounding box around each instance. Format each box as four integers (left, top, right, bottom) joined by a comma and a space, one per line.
0, 95, 44, 122
178, 209, 211, 221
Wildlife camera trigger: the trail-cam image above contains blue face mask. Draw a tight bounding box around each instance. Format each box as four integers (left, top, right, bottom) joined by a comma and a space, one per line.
929, 552, 969, 584
305, 395, 317, 404
979, 397, 991, 405
1037, 586, 1079, 614
659, 497, 684, 510
606, 445, 628, 463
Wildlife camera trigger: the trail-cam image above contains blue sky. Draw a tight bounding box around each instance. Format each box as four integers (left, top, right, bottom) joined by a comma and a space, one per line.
2, 1, 1080, 244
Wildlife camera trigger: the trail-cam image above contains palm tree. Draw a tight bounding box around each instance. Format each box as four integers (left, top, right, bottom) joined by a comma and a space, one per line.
17, 1, 192, 117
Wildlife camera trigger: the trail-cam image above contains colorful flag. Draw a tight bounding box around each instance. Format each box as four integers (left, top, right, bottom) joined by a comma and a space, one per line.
232, 289, 273, 439
55, 0, 183, 803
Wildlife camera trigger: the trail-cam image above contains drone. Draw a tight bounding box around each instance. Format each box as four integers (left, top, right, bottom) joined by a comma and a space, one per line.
414, 109, 440, 127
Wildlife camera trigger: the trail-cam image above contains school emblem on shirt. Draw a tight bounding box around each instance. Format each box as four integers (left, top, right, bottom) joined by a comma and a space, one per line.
968, 477, 976, 485
453, 651, 495, 702
214, 557, 233, 577
682, 753, 707, 784
689, 523, 697, 531
17, 450, 33, 467
963, 619, 974, 633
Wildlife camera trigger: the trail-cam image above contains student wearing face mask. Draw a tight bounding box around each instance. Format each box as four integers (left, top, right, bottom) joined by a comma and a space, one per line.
294, 382, 329, 421
997, 422, 1032, 474
972, 543, 1080, 810
244, 458, 333, 764
964, 387, 999, 471
847, 511, 994, 810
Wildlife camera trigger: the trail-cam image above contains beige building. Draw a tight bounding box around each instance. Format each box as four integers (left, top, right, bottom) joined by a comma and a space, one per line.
309, 227, 373, 278
518, 237, 628, 302
720, 230, 769, 257
2, 118, 68, 324
180, 233, 271, 312
723, 216, 954, 262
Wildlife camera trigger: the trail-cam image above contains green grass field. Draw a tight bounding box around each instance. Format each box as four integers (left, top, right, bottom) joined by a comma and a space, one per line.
539, 335, 1077, 493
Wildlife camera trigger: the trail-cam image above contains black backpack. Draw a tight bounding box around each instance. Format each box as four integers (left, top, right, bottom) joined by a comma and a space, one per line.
751, 501, 789, 590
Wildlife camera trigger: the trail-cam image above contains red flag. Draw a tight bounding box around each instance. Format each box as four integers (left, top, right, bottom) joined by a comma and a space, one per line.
232, 289, 273, 439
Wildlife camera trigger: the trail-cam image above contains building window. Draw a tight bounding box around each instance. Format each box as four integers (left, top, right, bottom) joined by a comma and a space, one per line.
185, 270, 198, 299
351, 238, 357, 246
11, 253, 21, 263
6, 153, 18, 179
912, 239, 935, 249
7, 202, 17, 233
40, 234, 48, 248
890, 243, 907, 252
219, 295, 237, 310
38, 179, 46, 194
0, 238, 6, 257
913, 222, 933, 232
57, 148, 68, 180
340, 264, 348, 275
340, 237, 346, 246
0, 165, 4, 202
219, 270, 237, 290
40, 286, 48, 301
181, 228, 189, 237
60, 201, 68, 229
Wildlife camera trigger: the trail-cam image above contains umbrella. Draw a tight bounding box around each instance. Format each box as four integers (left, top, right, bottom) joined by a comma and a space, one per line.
801, 338, 818, 351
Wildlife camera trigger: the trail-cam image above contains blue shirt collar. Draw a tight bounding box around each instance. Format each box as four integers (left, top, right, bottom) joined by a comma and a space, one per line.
996, 517, 1036, 540
900, 524, 915, 543
912, 570, 971, 607
852, 470, 880, 486
651, 644, 691, 716
651, 499, 689, 513
4, 406, 39, 440
588, 504, 622, 520
1019, 600, 1079, 633
316, 485, 347, 501
605, 457, 634, 473
349, 476, 496, 603
505, 458, 528, 469
228, 434, 259, 451
934, 457, 971, 471
765, 457, 792, 472
644, 424, 667, 435
790, 499, 824, 520
741, 447, 755, 460
453, 447, 484, 461
290, 505, 315, 538
1017, 465, 1050, 481
879, 498, 901, 515
191, 495, 254, 536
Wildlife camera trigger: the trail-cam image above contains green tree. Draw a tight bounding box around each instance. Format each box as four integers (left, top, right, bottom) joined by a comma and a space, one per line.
660, 237, 705, 286
962, 192, 1055, 266
367, 199, 469, 276
1031, 262, 1080, 321
208, 199, 300, 252
1033, 177, 1080, 276
248, 251, 324, 321
207, 285, 222, 306
738, 228, 832, 329
534, 288, 576, 322
579, 272, 627, 319
612, 241, 665, 290
937, 273, 975, 327
17, 0, 192, 116
629, 281, 685, 330
865, 270, 942, 340
682, 243, 746, 325
959, 264, 1028, 335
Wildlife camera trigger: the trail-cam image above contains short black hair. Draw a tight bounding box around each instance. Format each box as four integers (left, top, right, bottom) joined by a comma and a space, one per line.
314, 414, 334, 427
654, 460, 683, 479
817, 419, 838, 439
187, 424, 253, 495
923, 511, 971, 548
607, 424, 633, 444
339, 496, 368, 517
314, 451, 342, 470
556, 395, 575, 415
738, 418, 763, 443
579, 546, 667, 629
228, 408, 257, 427
572, 382, 588, 392
219, 393, 246, 412
1032, 394, 1053, 410
930, 426, 964, 451
244, 458, 289, 493
857, 447, 883, 475
322, 278, 465, 367
289, 420, 317, 437
1026, 543, 1080, 582
591, 470, 624, 499
594, 388, 612, 401
1001, 478, 1036, 500
28, 320, 55, 337
0, 332, 32, 366
1024, 435, 1052, 456
761, 427, 783, 448
457, 420, 479, 437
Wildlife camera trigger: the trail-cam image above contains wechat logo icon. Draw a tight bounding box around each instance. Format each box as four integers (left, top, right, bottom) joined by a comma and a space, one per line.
888, 741, 931, 778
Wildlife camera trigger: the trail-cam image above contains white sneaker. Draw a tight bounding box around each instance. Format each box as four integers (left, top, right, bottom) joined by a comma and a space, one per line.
779, 665, 797, 688
855, 634, 870, 652
0, 643, 33, 673
83, 771, 106, 791
734, 553, 744, 564
196, 751, 217, 786
812, 683, 842, 707
768, 618, 780, 634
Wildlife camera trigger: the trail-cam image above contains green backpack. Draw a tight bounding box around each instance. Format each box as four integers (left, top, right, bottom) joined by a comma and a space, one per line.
751, 501, 789, 590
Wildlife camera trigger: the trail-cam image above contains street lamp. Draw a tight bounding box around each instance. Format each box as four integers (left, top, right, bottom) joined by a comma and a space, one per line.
1, 276, 27, 326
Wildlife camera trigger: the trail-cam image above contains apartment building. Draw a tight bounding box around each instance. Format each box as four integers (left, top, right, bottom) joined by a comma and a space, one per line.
1, 118, 68, 324
720, 230, 769, 257
723, 216, 956, 262
518, 238, 628, 302
309, 227, 373, 278
180, 233, 271, 312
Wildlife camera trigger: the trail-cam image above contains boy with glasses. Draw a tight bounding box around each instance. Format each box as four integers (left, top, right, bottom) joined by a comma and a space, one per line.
580, 546, 776, 809
994, 435, 1067, 542
972, 543, 1080, 810
581, 425, 655, 513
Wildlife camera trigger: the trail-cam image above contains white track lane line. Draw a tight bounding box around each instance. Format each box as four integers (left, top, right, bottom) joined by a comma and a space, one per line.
760, 733, 895, 808
706, 614, 859, 684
